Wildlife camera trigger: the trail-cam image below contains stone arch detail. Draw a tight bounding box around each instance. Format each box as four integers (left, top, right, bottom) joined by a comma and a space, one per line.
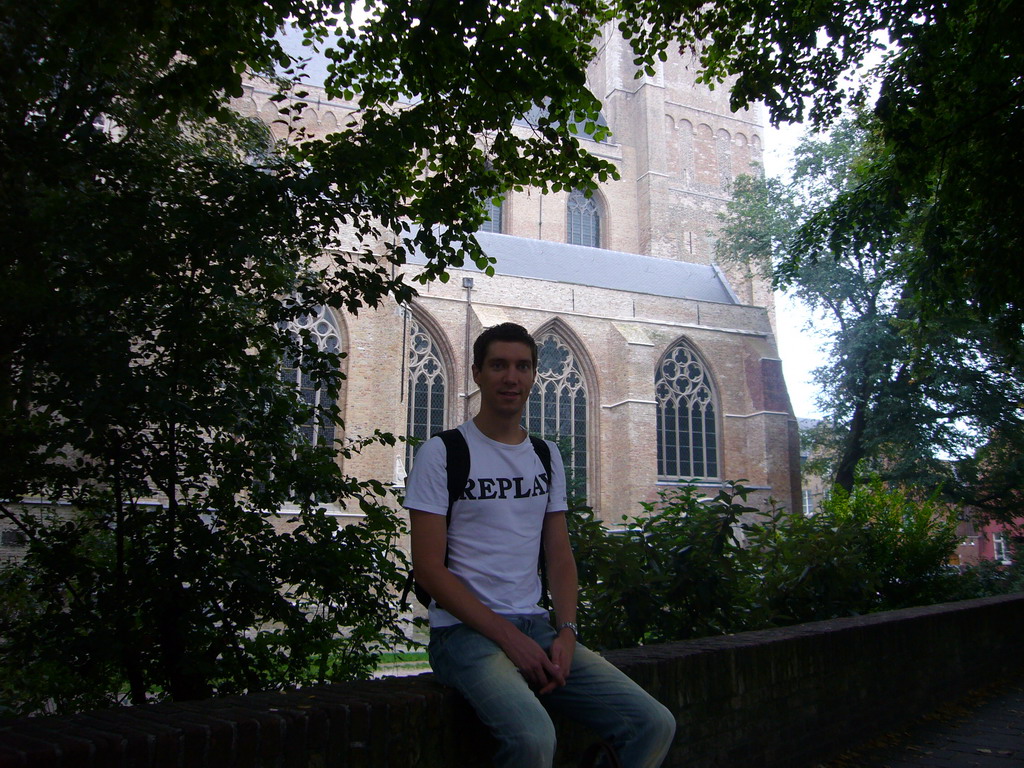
717, 128, 733, 189
733, 132, 758, 177
677, 119, 694, 185
695, 123, 717, 186
320, 111, 339, 132
665, 114, 680, 174
259, 100, 287, 140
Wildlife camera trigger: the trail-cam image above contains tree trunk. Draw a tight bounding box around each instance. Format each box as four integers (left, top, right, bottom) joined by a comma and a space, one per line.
834, 399, 868, 493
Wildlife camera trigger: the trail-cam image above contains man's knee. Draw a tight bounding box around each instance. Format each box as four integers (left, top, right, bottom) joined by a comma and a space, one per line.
633, 699, 676, 761
646, 700, 676, 745
497, 717, 556, 767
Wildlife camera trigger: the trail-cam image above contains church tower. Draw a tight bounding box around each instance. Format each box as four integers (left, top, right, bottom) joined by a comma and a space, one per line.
586, 24, 773, 312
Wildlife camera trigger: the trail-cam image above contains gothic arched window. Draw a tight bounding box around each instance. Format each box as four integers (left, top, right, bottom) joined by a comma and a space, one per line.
280, 305, 343, 447
406, 316, 447, 470
656, 340, 719, 480
524, 332, 588, 496
479, 195, 504, 233
566, 189, 600, 247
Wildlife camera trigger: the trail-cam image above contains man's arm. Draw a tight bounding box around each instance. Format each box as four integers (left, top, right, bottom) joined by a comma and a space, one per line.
409, 509, 567, 692
542, 510, 578, 677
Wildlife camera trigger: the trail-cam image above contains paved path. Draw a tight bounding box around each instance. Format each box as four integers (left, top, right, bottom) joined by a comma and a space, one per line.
823, 677, 1024, 767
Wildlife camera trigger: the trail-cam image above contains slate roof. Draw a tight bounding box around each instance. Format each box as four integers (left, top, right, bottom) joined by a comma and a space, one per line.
407, 231, 740, 305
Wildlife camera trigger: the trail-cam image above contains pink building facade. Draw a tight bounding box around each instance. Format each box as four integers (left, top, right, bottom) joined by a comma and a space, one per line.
955, 516, 1023, 569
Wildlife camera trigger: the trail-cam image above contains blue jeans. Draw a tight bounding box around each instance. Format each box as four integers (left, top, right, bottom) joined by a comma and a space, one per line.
429, 615, 676, 768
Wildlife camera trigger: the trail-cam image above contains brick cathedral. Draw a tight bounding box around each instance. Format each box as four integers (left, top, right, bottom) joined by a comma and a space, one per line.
233, 23, 803, 522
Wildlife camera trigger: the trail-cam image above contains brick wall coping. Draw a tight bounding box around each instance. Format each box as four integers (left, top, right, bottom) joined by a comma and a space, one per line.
2, 593, 1022, 767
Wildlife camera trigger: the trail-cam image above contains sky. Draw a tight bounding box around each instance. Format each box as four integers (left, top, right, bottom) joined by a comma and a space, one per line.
763, 122, 828, 420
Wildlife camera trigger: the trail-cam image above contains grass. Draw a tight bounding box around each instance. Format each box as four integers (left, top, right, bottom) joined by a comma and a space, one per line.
375, 651, 429, 664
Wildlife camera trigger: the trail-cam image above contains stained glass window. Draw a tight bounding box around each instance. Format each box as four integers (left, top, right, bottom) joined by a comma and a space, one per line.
406, 316, 447, 471
566, 189, 600, 247
524, 332, 588, 497
656, 340, 718, 480
480, 195, 504, 233
280, 305, 343, 447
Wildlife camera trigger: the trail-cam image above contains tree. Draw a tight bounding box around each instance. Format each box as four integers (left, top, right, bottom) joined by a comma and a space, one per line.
716, 117, 1024, 496
617, 0, 1024, 358
0, 99, 417, 713
0, 0, 628, 714
952, 430, 1024, 526
639, 0, 1024, 512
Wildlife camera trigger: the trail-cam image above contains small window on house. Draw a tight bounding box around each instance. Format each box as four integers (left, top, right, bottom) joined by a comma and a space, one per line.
1, 529, 28, 547
802, 488, 816, 515
566, 189, 600, 247
994, 533, 1012, 565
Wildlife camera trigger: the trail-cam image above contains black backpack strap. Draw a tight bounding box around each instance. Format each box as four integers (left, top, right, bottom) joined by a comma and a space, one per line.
408, 429, 470, 608
529, 435, 552, 482
438, 429, 471, 527
529, 435, 555, 609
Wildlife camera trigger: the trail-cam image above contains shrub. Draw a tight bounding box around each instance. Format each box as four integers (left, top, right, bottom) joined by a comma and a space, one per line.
571, 478, 968, 649
571, 483, 764, 650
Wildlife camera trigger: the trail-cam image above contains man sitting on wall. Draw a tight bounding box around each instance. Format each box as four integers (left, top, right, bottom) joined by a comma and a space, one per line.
405, 322, 676, 768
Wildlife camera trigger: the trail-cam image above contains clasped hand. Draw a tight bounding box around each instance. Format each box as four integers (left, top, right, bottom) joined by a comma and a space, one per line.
502, 630, 575, 695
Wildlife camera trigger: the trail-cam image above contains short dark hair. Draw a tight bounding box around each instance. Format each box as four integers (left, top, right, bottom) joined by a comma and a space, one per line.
473, 323, 538, 370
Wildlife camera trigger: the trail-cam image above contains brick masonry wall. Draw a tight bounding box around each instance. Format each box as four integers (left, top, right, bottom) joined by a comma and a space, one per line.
329, 262, 800, 522
3, 594, 1023, 768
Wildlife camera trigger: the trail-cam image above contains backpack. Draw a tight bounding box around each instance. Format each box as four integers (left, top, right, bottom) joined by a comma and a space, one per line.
402, 428, 553, 609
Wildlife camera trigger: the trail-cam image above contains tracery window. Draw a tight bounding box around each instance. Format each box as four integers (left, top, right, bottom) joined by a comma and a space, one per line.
406, 316, 447, 471
566, 189, 600, 247
524, 332, 588, 497
479, 195, 504, 233
656, 340, 719, 480
280, 305, 343, 447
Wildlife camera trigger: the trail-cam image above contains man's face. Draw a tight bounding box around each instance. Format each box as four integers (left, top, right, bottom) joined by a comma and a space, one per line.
472, 340, 536, 418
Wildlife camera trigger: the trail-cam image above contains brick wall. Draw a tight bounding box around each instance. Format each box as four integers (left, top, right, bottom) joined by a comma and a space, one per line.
3, 594, 1022, 767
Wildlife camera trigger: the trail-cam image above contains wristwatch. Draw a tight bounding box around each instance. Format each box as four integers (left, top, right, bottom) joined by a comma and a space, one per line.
559, 621, 578, 638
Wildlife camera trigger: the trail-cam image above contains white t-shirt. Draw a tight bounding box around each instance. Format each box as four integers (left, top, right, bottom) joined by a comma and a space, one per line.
403, 420, 569, 628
